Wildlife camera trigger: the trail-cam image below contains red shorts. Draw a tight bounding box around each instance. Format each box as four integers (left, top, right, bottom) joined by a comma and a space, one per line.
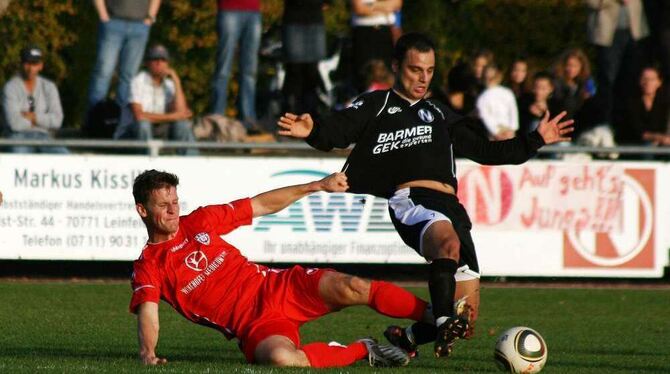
239, 265, 333, 362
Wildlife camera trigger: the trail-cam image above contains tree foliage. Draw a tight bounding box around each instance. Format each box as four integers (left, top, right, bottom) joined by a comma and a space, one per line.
0, 0, 590, 129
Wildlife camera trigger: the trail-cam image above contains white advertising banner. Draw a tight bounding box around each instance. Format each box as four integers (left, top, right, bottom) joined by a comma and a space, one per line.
0, 154, 667, 278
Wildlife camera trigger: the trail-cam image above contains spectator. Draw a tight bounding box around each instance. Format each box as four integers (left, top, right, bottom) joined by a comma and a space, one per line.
645, 0, 670, 81
364, 59, 394, 92
552, 48, 596, 118
391, 9, 403, 44
476, 63, 519, 140
114, 45, 198, 156
211, 0, 261, 133
585, 0, 650, 121
617, 66, 670, 148
350, 0, 402, 92
444, 60, 478, 117
282, 0, 327, 116
470, 49, 495, 93
87, 0, 160, 109
505, 57, 532, 100
2, 46, 67, 154
518, 72, 562, 135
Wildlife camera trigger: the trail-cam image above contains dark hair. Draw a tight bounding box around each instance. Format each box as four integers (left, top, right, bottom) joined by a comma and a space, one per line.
640, 65, 663, 81
554, 48, 591, 83
392, 32, 436, 64
133, 170, 179, 205
533, 71, 555, 84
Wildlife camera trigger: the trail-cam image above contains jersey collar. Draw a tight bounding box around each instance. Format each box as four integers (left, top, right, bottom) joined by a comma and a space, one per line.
391, 88, 422, 107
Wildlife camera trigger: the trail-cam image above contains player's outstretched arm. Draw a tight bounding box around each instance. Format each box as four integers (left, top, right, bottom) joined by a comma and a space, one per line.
137, 302, 167, 365
251, 172, 348, 218
277, 112, 314, 139
536, 111, 575, 145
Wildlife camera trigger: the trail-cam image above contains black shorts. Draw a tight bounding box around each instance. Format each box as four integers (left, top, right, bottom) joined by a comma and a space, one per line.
388, 187, 480, 280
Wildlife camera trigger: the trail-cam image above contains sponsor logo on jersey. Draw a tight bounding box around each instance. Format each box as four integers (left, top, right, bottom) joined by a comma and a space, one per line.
350, 99, 364, 109
181, 251, 227, 294
418, 108, 434, 123
387, 106, 402, 114
195, 232, 210, 245
185, 250, 208, 272
373, 125, 433, 154
169, 237, 189, 252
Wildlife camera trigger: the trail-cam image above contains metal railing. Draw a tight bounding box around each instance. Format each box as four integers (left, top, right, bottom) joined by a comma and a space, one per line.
1, 138, 670, 158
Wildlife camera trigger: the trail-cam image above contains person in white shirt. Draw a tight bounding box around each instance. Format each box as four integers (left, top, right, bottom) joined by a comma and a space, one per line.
114, 44, 197, 155
476, 63, 519, 140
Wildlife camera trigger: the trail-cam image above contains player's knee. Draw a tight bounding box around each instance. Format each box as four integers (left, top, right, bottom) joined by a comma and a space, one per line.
266, 347, 301, 367
335, 275, 370, 305
347, 276, 370, 299
436, 236, 460, 260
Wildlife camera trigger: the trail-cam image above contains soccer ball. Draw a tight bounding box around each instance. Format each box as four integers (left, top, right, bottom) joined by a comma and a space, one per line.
494, 326, 547, 373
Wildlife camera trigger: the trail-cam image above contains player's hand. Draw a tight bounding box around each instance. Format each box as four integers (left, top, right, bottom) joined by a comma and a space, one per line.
319, 172, 349, 193
277, 113, 314, 139
140, 354, 167, 366
537, 111, 574, 145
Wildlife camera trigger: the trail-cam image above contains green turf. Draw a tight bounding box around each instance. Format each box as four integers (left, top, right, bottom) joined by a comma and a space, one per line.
0, 282, 668, 373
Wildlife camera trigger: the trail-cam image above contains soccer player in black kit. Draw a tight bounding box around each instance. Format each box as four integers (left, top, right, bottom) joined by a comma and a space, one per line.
278, 33, 574, 359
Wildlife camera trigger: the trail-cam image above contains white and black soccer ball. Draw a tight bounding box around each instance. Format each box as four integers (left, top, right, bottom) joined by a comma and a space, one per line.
494, 326, 547, 374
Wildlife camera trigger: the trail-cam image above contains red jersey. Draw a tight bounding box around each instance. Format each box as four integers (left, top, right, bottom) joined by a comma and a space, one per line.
129, 198, 270, 339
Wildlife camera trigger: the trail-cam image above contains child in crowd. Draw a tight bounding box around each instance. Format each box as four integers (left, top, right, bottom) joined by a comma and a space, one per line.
476, 63, 519, 140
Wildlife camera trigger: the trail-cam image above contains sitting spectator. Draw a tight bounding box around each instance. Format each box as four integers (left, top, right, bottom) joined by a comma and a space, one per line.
2, 45, 67, 154
505, 56, 532, 100
476, 63, 519, 140
364, 59, 394, 92
617, 66, 670, 148
114, 45, 198, 156
552, 48, 596, 119
518, 71, 562, 135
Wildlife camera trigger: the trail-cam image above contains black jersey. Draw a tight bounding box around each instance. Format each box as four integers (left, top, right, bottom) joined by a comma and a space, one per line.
307, 89, 545, 198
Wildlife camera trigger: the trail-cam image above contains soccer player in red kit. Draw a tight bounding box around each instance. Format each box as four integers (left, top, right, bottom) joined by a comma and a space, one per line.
130, 169, 434, 368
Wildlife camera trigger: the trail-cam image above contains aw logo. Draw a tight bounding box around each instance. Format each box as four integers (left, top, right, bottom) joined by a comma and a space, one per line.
563, 169, 655, 269
457, 167, 514, 225
253, 170, 394, 233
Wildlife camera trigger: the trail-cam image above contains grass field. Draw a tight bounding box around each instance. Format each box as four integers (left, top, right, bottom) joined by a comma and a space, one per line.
1, 281, 668, 373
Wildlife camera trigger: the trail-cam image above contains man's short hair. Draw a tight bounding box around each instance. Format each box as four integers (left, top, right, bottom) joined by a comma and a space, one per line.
533, 71, 555, 85
393, 33, 436, 64
133, 170, 179, 205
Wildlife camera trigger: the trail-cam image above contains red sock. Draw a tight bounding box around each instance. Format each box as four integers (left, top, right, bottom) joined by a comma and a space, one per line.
368, 281, 427, 321
302, 341, 367, 368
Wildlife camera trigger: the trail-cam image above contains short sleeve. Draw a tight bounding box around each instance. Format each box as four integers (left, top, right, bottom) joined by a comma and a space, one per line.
128, 74, 143, 105
187, 198, 253, 235
129, 259, 161, 314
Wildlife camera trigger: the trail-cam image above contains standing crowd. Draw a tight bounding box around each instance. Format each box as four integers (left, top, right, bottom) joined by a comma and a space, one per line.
1, 0, 669, 158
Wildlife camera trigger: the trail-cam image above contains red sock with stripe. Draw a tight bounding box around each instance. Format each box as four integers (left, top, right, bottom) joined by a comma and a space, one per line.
367, 280, 427, 321
302, 341, 367, 368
